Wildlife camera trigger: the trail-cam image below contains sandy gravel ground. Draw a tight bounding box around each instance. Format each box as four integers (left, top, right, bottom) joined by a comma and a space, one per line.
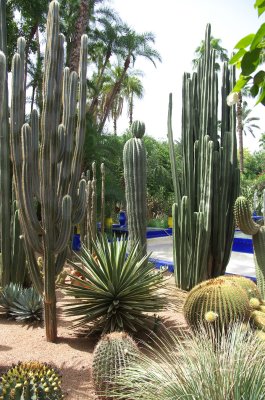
0, 284, 187, 400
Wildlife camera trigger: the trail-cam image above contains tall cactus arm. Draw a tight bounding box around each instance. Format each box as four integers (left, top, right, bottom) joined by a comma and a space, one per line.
69, 34, 88, 196
54, 195, 72, 253
71, 178, 87, 225
0, 51, 11, 284
234, 196, 260, 235
167, 93, 181, 205
253, 226, 265, 297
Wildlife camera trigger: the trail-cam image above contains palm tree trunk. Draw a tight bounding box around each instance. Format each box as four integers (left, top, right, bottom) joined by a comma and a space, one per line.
129, 94, 133, 126
98, 56, 130, 132
69, 0, 89, 72
113, 117, 117, 135
236, 91, 243, 173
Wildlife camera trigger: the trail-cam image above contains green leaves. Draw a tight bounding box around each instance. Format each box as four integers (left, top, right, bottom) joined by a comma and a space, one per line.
254, 0, 265, 16
241, 48, 261, 75
230, 3, 265, 105
235, 34, 255, 49
62, 235, 167, 334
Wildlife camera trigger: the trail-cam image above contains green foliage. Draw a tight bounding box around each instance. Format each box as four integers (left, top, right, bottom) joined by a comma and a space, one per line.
92, 331, 139, 399
109, 324, 265, 400
0, 361, 63, 399
184, 277, 250, 332
230, 2, 265, 105
62, 235, 167, 334
0, 283, 43, 322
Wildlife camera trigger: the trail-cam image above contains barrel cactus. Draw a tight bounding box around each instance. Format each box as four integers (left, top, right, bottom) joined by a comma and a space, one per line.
222, 275, 262, 301
123, 120, 147, 256
0, 361, 63, 399
184, 277, 250, 332
234, 193, 265, 298
92, 331, 139, 399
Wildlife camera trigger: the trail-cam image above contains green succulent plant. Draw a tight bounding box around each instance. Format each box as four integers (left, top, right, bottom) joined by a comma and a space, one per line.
108, 324, 265, 400
92, 331, 139, 399
62, 234, 167, 334
0, 361, 63, 399
184, 277, 250, 332
222, 275, 262, 301
0, 283, 43, 322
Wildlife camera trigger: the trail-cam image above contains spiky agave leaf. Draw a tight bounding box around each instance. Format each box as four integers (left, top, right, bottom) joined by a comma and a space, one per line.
0, 283, 43, 322
61, 234, 168, 334
9, 286, 43, 321
110, 323, 265, 400
0, 283, 23, 313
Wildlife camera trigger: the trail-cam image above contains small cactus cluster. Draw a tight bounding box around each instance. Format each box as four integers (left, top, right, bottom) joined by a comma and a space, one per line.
0, 361, 63, 399
92, 332, 139, 399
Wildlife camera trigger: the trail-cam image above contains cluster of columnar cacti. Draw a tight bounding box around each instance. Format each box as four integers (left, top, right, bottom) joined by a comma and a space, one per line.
92, 332, 139, 399
123, 121, 147, 255
184, 277, 251, 332
234, 193, 265, 298
0, 361, 63, 399
80, 162, 105, 251
0, 1, 88, 341
168, 24, 240, 290
0, 0, 27, 287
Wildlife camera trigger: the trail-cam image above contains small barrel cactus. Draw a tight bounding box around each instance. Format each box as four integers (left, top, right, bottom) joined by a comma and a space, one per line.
123, 121, 147, 256
222, 275, 262, 301
0, 361, 63, 399
250, 310, 265, 332
184, 277, 250, 332
92, 331, 139, 399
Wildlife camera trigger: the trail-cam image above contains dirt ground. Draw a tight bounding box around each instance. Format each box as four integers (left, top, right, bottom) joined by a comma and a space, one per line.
0, 284, 187, 400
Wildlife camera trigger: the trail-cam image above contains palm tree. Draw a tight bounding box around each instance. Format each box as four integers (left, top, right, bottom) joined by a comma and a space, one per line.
98, 26, 161, 132
237, 100, 261, 172
192, 36, 229, 70
122, 71, 144, 126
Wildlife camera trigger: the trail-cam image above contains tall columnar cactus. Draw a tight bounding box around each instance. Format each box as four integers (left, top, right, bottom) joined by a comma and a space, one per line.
0, 0, 27, 286
92, 331, 139, 399
123, 121, 147, 255
234, 193, 265, 298
168, 24, 240, 290
184, 277, 250, 332
2, 1, 88, 342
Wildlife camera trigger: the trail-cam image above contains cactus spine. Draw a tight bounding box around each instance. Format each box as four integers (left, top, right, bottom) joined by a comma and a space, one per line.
92, 332, 139, 399
234, 193, 265, 297
123, 121, 147, 255
184, 277, 250, 332
0, 0, 27, 286
7, 1, 87, 342
168, 24, 240, 290
0, 361, 63, 399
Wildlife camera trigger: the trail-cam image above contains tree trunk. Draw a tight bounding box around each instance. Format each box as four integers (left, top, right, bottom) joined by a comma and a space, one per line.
98, 56, 130, 132
69, 0, 89, 72
129, 94, 133, 126
236, 91, 243, 173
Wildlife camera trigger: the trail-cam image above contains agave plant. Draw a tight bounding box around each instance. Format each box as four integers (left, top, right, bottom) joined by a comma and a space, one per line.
0, 283, 43, 322
62, 235, 167, 333
110, 324, 265, 400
